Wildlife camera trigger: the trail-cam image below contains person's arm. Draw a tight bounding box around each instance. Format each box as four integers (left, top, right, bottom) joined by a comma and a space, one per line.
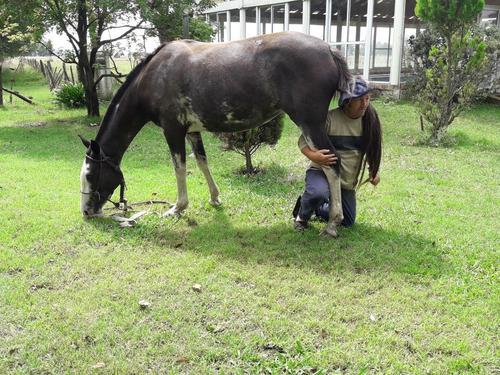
298, 135, 337, 166
367, 164, 380, 186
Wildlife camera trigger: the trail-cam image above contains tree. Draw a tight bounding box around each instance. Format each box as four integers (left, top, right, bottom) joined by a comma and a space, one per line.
39, 0, 145, 116
216, 116, 285, 175
139, 0, 215, 43
0, 0, 41, 105
413, 0, 486, 145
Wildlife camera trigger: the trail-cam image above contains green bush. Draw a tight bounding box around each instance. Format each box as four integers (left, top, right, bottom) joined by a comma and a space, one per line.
409, 0, 487, 146
54, 82, 85, 108
216, 115, 284, 175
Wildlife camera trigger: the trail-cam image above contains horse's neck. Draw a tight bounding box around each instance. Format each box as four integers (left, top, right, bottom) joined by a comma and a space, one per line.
96, 101, 146, 164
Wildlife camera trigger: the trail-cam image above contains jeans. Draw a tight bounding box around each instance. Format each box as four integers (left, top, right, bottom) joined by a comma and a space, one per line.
297, 168, 356, 227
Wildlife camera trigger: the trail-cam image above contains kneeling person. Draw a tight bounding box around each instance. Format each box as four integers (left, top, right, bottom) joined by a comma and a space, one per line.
293, 77, 382, 230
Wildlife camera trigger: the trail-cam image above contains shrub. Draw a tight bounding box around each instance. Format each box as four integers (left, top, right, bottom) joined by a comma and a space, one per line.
410, 0, 487, 146
216, 115, 284, 175
54, 82, 85, 108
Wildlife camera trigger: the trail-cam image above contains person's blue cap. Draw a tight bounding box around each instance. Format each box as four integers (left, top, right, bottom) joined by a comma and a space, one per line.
339, 76, 373, 108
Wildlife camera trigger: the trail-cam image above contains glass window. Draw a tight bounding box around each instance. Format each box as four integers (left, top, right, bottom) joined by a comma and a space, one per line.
310, 0, 326, 40
330, 0, 347, 43
208, 14, 217, 42
216, 13, 227, 42
348, 0, 367, 42
346, 44, 365, 73
288, 1, 303, 32
481, 9, 499, 27
246, 8, 258, 38
273, 5, 286, 33
260, 6, 272, 34
230, 9, 240, 40
369, 0, 395, 81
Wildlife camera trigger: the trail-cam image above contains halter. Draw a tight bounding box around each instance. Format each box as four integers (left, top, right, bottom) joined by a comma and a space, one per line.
81, 152, 128, 211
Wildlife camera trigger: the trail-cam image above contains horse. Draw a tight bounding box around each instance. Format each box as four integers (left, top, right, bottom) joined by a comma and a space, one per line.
79, 31, 353, 237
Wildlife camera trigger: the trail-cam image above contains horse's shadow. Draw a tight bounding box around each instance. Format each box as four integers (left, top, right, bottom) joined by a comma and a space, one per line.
87, 207, 444, 277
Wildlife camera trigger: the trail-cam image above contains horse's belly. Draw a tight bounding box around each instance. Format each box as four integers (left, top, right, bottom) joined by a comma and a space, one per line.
181, 96, 281, 133
202, 110, 282, 133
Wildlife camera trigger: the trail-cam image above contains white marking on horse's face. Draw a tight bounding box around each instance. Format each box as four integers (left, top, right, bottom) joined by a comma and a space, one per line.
80, 159, 92, 216
177, 96, 207, 133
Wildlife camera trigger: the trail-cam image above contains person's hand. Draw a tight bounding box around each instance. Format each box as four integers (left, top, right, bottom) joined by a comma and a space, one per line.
369, 173, 380, 186
310, 149, 337, 166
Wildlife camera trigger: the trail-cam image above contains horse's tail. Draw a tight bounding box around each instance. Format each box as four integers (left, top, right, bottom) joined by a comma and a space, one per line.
329, 46, 354, 96
100, 43, 167, 127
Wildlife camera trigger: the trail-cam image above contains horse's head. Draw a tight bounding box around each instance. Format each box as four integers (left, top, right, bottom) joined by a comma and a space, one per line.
79, 136, 124, 217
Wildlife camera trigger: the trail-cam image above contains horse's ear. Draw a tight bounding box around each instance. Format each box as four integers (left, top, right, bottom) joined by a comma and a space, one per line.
90, 140, 100, 157
78, 134, 91, 148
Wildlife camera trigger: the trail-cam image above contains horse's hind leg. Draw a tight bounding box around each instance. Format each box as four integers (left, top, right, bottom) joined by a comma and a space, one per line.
302, 131, 344, 238
163, 127, 189, 216
186, 132, 221, 206
286, 107, 343, 237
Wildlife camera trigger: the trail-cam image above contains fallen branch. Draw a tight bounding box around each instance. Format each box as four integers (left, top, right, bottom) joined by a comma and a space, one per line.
1, 87, 34, 104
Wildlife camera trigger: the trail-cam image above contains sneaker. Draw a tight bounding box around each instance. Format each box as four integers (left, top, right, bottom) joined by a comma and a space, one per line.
292, 195, 302, 218
293, 219, 308, 231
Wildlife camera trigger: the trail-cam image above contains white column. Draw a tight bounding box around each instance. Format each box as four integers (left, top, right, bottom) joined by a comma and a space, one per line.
271, 5, 274, 33
284, 2, 290, 31
216, 13, 221, 42
302, 0, 310, 35
226, 10, 231, 41
363, 0, 374, 79
256, 7, 261, 35
325, 0, 332, 42
240, 8, 246, 39
390, 0, 406, 86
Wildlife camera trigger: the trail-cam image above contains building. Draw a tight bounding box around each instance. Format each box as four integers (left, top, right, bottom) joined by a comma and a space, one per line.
204, 0, 500, 91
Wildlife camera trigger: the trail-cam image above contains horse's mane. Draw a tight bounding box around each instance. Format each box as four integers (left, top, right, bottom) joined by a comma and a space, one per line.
99, 43, 167, 129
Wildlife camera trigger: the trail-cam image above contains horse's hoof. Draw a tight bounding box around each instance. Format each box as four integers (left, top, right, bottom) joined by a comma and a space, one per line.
320, 226, 339, 238
163, 205, 183, 217
209, 198, 222, 206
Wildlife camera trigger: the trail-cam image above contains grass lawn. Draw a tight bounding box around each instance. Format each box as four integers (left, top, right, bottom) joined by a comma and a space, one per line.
1, 66, 499, 374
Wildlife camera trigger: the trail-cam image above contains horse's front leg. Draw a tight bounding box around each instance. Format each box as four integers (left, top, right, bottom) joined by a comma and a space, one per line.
186, 132, 221, 206
163, 127, 189, 216
321, 166, 343, 237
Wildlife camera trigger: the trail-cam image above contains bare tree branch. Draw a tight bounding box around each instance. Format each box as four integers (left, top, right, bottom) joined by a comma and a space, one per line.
1, 87, 34, 104
93, 73, 126, 88
102, 24, 152, 31
47, 0, 80, 46
38, 41, 77, 64
98, 20, 145, 47
108, 55, 123, 75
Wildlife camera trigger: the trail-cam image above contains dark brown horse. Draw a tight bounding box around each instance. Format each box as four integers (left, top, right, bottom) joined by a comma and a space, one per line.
79, 31, 353, 236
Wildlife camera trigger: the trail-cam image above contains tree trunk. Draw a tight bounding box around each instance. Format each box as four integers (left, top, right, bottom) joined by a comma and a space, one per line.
75, 0, 99, 117
0, 64, 3, 106
79, 56, 100, 117
244, 141, 254, 174
84, 78, 100, 117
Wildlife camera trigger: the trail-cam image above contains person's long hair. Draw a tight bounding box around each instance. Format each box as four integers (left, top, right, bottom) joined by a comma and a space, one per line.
357, 103, 382, 188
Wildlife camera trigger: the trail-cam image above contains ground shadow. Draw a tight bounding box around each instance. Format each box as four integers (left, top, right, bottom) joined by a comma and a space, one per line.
87, 207, 444, 277
218, 162, 302, 196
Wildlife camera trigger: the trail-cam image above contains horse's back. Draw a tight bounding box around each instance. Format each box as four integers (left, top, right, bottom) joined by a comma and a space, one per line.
139, 32, 340, 132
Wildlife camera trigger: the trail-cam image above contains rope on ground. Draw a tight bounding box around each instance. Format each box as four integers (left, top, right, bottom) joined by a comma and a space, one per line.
104, 199, 172, 228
